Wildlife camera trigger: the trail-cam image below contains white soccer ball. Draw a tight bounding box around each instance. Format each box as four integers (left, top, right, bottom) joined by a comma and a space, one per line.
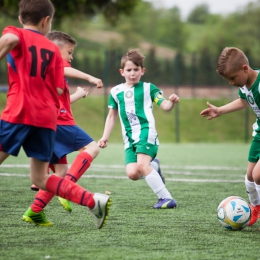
217, 196, 251, 231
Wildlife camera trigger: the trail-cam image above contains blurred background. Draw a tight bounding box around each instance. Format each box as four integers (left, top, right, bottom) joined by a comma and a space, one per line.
0, 0, 259, 143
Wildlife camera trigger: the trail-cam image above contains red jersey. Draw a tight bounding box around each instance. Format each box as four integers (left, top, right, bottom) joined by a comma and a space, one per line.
57, 59, 76, 125
1, 26, 64, 131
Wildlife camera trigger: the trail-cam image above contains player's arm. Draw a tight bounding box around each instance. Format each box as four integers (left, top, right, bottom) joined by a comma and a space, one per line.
160, 93, 180, 111
200, 98, 248, 120
70, 87, 88, 103
56, 88, 63, 95
0, 33, 19, 60
64, 67, 103, 88
98, 108, 118, 148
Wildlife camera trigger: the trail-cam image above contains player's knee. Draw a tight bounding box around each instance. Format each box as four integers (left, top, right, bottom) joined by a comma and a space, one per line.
136, 162, 146, 174
83, 142, 100, 159
246, 172, 254, 182
91, 145, 100, 159
30, 176, 47, 190
127, 173, 139, 180
252, 170, 260, 183
126, 169, 142, 180
55, 170, 67, 177
54, 164, 68, 177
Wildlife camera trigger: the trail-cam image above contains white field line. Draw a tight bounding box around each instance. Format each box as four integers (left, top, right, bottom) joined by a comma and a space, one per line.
1, 164, 245, 177
0, 173, 243, 183
0, 164, 244, 183
1, 163, 245, 171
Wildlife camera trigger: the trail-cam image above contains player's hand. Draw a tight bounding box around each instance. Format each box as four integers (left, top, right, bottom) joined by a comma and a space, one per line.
98, 138, 108, 148
76, 86, 89, 98
200, 102, 219, 120
169, 94, 180, 104
88, 76, 103, 88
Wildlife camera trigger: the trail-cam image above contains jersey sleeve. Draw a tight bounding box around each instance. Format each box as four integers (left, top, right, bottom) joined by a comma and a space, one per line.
63, 58, 71, 68
238, 88, 247, 100
108, 91, 118, 109
55, 47, 65, 90
2, 26, 21, 48
3, 26, 19, 37
150, 83, 165, 106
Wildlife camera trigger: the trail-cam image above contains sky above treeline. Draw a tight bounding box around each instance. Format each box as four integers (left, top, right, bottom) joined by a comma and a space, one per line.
145, 0, 258, 19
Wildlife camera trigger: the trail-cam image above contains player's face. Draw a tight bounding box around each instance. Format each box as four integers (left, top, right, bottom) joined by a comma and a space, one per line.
223, 68, 248, 88
60, 43, 75, 63
120, 61, 145, 87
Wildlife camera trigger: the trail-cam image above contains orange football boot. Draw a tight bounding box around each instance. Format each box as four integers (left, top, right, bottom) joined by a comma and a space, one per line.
248, 204, 260, 226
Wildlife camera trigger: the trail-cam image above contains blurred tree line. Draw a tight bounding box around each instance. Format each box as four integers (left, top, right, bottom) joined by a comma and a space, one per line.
0, 0, 140, 25
0, 0, 260, 86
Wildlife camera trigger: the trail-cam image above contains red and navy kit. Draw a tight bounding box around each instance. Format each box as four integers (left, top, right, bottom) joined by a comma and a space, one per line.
1, 26, 64, 131
51, 59, 93, 161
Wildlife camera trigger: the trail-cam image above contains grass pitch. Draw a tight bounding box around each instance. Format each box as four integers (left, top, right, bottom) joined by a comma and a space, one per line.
0, 143, 259, 260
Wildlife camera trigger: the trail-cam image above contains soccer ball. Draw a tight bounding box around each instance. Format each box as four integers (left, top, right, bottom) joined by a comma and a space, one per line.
217, 196, 251, 231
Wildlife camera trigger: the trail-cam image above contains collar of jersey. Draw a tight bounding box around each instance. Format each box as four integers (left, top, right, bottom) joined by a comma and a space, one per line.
25, 28, 42, 35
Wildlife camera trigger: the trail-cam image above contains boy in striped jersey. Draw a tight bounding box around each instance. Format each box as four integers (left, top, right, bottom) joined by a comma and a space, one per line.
200, 47, 260, 226
98, 49, 179, 209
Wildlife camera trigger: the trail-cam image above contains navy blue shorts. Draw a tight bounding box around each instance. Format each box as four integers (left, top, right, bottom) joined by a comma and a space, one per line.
51, 125, 93, 162
0, 120, 55, 162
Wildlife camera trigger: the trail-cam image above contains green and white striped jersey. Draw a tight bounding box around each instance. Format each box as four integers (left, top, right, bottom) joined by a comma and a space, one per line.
108, 81, 165, 149
238, 70, 260, 134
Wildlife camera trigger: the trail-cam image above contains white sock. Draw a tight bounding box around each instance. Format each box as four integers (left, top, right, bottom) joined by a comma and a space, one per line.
140, 160, 159, 180
245, 175, 260, 206
145, 169, 172, 199
150, 160, 158, 172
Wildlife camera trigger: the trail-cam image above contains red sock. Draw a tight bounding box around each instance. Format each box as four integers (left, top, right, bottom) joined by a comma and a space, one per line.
65, 152, 92, 183
46, 175, 94, 208
49, 164, 55, 173
31, 190, 55, 213
48, 156, 67, 174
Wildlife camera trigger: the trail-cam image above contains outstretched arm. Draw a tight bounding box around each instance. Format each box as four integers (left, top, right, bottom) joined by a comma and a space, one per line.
160, 93, 180, 111
64, 67, 103, 88
0, 33, 19, 60
200, 98, 248, 120
70, 87, 88, 104
98, 108, 118, 148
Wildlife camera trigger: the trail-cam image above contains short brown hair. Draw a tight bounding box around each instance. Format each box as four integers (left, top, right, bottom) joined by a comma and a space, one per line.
121, 49, 145, 69
19, 0, 55, 25
216, 47, 249, 76
46, 31, 77, 48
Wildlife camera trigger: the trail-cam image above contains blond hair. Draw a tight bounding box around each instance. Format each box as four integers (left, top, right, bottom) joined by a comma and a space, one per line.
216, 47, 249, 76
121, 49, 145, 69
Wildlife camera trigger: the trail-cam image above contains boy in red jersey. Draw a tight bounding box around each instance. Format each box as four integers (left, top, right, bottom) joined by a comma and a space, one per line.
0, 0, 111, 229
28, 30, 104, 215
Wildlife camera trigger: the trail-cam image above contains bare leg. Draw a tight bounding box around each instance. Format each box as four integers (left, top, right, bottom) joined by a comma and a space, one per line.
29, 158, 49, 190
0, 151, 9, 164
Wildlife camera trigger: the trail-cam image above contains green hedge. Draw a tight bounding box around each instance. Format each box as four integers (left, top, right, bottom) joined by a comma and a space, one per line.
0, 93, 255, 143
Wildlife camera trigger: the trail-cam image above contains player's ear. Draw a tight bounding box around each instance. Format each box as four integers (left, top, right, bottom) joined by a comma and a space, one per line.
119, 69, 124, 76
18, 16, 24, 26
141, 68, 146, 75
42, 16, 51, 27
242, 65, 249, 72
